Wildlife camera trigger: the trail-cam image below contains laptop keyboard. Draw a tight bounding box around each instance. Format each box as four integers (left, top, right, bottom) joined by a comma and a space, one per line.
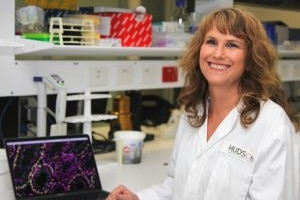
41, 191, 109, 200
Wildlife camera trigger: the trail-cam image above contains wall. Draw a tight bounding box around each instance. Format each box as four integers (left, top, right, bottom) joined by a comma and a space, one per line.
78, 0, 173, 22
234, 3, 300, 29
16, 0, 124, 9
77, 0, 124, 8
16, 0, 171, 22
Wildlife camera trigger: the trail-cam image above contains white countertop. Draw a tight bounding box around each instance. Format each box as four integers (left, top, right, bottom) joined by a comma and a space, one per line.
96, 138, 174, 192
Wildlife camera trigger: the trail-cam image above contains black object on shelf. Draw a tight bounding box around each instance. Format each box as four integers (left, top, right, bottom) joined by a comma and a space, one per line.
144, 133, 155, 142
186, 0, 195, 14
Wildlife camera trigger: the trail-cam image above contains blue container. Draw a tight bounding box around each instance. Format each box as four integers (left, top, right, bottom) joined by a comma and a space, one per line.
263, 23, 278, 45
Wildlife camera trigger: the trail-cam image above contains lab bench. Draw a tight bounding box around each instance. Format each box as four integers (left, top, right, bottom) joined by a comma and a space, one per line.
95, 138, 174, 192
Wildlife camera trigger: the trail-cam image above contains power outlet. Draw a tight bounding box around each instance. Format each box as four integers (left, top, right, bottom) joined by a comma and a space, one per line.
116, 66, 134, 85
89, 68, 107, 86
140, 66, 158, 84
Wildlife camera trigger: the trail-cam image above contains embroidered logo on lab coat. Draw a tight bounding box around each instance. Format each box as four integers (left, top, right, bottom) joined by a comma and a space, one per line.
222, 142, 254, 163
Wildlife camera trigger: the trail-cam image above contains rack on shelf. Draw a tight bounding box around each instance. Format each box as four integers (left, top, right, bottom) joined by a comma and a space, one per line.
64, 91, 117, 139
49, 16, 99, 46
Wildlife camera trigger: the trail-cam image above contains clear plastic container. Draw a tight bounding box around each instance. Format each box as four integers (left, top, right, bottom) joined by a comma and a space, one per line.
152, 32, 192, 48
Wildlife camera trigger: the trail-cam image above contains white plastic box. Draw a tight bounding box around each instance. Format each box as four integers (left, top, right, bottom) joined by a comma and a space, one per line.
152, 32, 193, 48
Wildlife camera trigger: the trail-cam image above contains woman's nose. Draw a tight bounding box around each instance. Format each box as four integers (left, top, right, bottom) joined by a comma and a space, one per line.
213, 45, 225, 58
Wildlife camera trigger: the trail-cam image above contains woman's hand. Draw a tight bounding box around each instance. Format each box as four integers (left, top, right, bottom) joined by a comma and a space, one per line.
106, 185, 139, 200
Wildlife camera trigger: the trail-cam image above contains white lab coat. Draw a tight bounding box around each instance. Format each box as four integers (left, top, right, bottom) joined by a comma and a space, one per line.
137, 100, 300, 200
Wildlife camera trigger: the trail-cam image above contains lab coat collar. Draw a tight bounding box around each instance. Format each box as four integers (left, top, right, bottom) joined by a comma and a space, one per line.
199, 103, 241, 155
207, 107, 239, 144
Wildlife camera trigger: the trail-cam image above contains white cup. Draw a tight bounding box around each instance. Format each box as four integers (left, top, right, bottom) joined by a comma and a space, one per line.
114, 131, 146, 164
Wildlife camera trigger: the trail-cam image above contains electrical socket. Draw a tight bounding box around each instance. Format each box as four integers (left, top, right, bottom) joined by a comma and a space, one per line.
89, 68, 107, 86
116, 66, 134, 85
140, 66, 158, 84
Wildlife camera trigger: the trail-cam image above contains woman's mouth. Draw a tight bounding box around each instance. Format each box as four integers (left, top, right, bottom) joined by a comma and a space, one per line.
209, 63, 228, 70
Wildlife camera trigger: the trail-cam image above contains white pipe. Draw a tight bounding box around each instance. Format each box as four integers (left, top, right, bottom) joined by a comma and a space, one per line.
83, 90, 92, 139
55, 89, 66, 124
36, 82, 47, 137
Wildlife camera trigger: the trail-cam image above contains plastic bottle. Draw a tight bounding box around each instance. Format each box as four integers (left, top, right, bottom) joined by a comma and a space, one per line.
173, 0, 189, 33
186, 0, 198, 33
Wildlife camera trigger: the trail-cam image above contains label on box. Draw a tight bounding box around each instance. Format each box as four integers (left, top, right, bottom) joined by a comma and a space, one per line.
98, 12, 152, 47
99, 16, 111, 36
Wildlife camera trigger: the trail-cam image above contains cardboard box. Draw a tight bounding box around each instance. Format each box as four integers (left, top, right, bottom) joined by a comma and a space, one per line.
24, 0, 77, 10
98, 12, 152, 47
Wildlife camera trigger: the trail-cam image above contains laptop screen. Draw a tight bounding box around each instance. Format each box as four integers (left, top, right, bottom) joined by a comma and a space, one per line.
5, 135, 102, 199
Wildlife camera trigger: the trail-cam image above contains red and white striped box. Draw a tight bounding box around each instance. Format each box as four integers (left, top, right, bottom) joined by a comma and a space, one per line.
98, 12, 152, 47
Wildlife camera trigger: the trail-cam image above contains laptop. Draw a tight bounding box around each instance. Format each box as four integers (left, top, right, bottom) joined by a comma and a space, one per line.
4, 134, 110, 200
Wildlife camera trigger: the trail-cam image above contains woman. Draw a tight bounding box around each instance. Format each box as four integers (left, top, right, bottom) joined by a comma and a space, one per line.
107, 7, 300, 200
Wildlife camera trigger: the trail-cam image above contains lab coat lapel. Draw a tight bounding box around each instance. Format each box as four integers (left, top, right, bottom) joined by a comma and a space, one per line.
202, 108, 239, 153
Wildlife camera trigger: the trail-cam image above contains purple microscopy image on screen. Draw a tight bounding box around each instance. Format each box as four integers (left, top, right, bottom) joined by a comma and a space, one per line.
6, 140, 100, 197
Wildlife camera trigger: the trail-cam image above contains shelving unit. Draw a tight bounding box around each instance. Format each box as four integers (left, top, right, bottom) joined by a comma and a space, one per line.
0, 0, 299, 97
1, 1, 300, 138
0, 0, 186, 138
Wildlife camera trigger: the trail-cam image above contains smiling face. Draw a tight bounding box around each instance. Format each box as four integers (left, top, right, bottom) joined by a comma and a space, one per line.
199, 26, 247, 92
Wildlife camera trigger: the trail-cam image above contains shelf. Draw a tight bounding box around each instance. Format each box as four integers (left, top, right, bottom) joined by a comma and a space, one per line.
64, 114, 117, 123
14, 38, 184, 58
29, 46, 183, 57
278, 49, 300, 58
0, 42, 23, 48
66, 93, 112, 101
14, 38, 300, 59
0, 40, 24, 55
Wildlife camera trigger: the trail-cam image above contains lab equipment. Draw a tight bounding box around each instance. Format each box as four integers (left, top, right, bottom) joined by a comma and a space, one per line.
33, 74, 67, 137
34, 74, 117, 138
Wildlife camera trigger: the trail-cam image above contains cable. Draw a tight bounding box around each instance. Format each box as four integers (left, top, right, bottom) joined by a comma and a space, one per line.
0, 97, 17, 147
92, 130, 109, 141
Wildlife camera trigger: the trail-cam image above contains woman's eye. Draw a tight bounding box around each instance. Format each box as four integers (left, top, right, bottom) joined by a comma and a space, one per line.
206, 39, 216, 45
226, 43, 239, 48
